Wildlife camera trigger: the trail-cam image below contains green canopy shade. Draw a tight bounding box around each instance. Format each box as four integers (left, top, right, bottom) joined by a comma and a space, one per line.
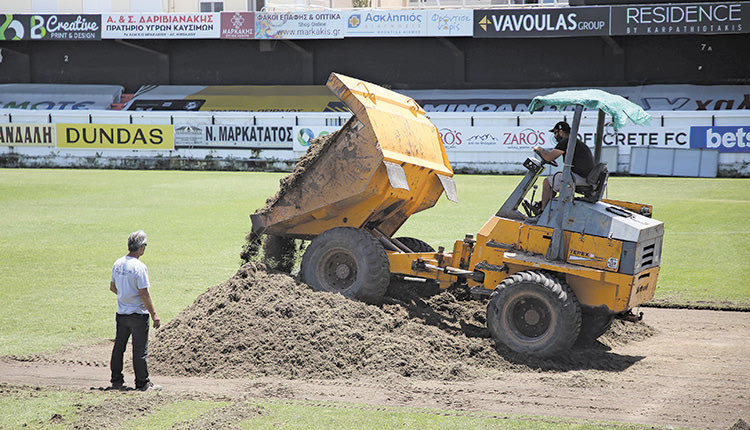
528, 89, 652, 130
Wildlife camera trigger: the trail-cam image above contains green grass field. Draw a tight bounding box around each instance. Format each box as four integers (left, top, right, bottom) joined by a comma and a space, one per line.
1, 169, 748, 357
0, 388, 657, 430
1, 168, 747, 430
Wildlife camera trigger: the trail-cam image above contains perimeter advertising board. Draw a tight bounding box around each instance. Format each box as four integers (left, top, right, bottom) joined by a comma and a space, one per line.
0, 124, 55, 146
56, 124, 174, 150
610, 2, 750, 35
0, 14, 100, 40
255, 12, 344, 39
427, 10, 473, 37
429, 125, 690, 155
474, 6, 609, 38
200, 124, 295, 148
292, 126, 336, 152
101, 13, 220, 39
690, 126, 750, 152
221, 12, 254, 39
345, 10, 427, 37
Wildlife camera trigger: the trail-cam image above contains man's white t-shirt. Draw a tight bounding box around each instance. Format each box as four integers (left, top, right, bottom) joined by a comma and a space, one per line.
111, 255, 151, 315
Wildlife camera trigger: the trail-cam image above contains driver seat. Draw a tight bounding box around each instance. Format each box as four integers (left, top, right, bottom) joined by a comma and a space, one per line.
575, 163, 608, 203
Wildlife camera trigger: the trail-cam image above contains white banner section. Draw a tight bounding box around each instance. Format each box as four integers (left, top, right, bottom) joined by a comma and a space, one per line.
102, 13, 220, 39
345, 10, 427, 37
255, 12, 345, 39
584, 126, 689, 154
427, 10, 473, 37
293, 126, 337, 152
292, 125, 692, 155
176, 124, 296, 148
437, 126, 554, 152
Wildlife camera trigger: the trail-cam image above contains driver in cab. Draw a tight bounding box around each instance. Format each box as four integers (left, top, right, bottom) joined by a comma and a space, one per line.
532, 121, 595, 214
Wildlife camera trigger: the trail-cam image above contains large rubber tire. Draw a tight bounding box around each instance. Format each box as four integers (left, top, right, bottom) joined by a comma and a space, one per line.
393, 237, 435, 253
487, 271, 581, 358
300, 227, 390, 304
577, 311, 614, 345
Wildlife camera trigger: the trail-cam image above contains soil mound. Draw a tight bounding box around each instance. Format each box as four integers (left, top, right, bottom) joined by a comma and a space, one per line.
151, 263, 655, 380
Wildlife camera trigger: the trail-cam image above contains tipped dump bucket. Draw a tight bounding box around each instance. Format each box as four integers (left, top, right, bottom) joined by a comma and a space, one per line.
251, 72, 457, 239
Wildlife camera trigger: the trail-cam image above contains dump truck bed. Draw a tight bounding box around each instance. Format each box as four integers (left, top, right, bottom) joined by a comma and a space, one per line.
250, 73, 457, 240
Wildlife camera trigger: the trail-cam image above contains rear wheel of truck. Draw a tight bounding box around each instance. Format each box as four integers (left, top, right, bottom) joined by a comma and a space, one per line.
301, 227, 390, 304
393, 237, 435, 253
487, 271, 581, 358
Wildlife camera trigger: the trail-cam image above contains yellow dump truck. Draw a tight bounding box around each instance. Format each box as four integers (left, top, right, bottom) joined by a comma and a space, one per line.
251, 73, 663, 357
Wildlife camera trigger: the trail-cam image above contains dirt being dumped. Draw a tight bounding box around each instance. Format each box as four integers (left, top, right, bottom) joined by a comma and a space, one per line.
150, 263, 655, 380
240, 127, 343, 265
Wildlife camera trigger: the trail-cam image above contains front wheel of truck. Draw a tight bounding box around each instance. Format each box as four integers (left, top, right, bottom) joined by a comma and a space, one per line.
487, 270, 581, 358
301, 227, 390, 304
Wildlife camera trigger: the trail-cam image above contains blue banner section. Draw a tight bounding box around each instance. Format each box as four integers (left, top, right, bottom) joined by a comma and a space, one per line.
690, 126, 750, 152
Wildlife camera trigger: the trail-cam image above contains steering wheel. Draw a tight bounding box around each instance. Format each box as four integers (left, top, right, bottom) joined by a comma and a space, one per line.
533, 148, 558, 167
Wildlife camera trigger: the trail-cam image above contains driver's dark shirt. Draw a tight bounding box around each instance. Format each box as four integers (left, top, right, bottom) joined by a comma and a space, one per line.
554, 137, 595, 177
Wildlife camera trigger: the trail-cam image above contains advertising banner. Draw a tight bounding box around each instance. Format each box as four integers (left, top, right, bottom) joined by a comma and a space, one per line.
56, 124, 174, 150
473, 7, 609, 38
345, 10, 427, 37
124, 85, 344, 112
0, 14, 101, 40
221, 12, 254, 39
585, 126, 689, 154
255, 12, 344, 39
101, 13, 220, 39
405, 84, 750, 113
292, 126, 337, 152
690, 126, 750, 152
436, 126, 556, 152
0, 83, 123, 110
611, 2, 750, 35
200, 124, 295, 148
432, 124, 689, 154
174, 124, 297, 148
427, 10, 473, 37
0, 124, 55, 146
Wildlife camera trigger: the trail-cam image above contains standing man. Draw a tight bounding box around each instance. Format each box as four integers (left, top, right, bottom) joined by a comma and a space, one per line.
109, 230, 161, 391
533, 121, 595, 213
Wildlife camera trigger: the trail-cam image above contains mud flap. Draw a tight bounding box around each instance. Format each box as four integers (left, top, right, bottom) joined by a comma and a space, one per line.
438, 174, 458, 203
384, 161, 409, 190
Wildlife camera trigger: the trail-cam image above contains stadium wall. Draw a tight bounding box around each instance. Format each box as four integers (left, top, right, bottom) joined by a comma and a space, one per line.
1, 109, 748, 176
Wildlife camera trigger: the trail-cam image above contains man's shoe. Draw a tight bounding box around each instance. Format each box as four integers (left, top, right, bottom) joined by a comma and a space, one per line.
137, 381, 162, 391
105, 383, 129, 391
525, 215, 539, 225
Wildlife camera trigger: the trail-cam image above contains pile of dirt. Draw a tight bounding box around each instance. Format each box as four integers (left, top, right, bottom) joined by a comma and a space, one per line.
150, 263, 655, 381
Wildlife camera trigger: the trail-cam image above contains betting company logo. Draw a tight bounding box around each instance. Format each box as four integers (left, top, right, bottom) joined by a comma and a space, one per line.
690, 126, 750, 153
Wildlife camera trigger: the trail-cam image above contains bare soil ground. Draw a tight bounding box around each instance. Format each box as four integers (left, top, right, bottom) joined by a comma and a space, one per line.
1, 264, 748, 429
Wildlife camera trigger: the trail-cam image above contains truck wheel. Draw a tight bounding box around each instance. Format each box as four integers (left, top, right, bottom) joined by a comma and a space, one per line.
393, 237, 435, 252
576, 311, 614, 345
301, 227, 390, 304
487, 271, 581, 358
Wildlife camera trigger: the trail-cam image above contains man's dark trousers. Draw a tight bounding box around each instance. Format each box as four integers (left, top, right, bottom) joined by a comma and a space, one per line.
110, 313, 150, 389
